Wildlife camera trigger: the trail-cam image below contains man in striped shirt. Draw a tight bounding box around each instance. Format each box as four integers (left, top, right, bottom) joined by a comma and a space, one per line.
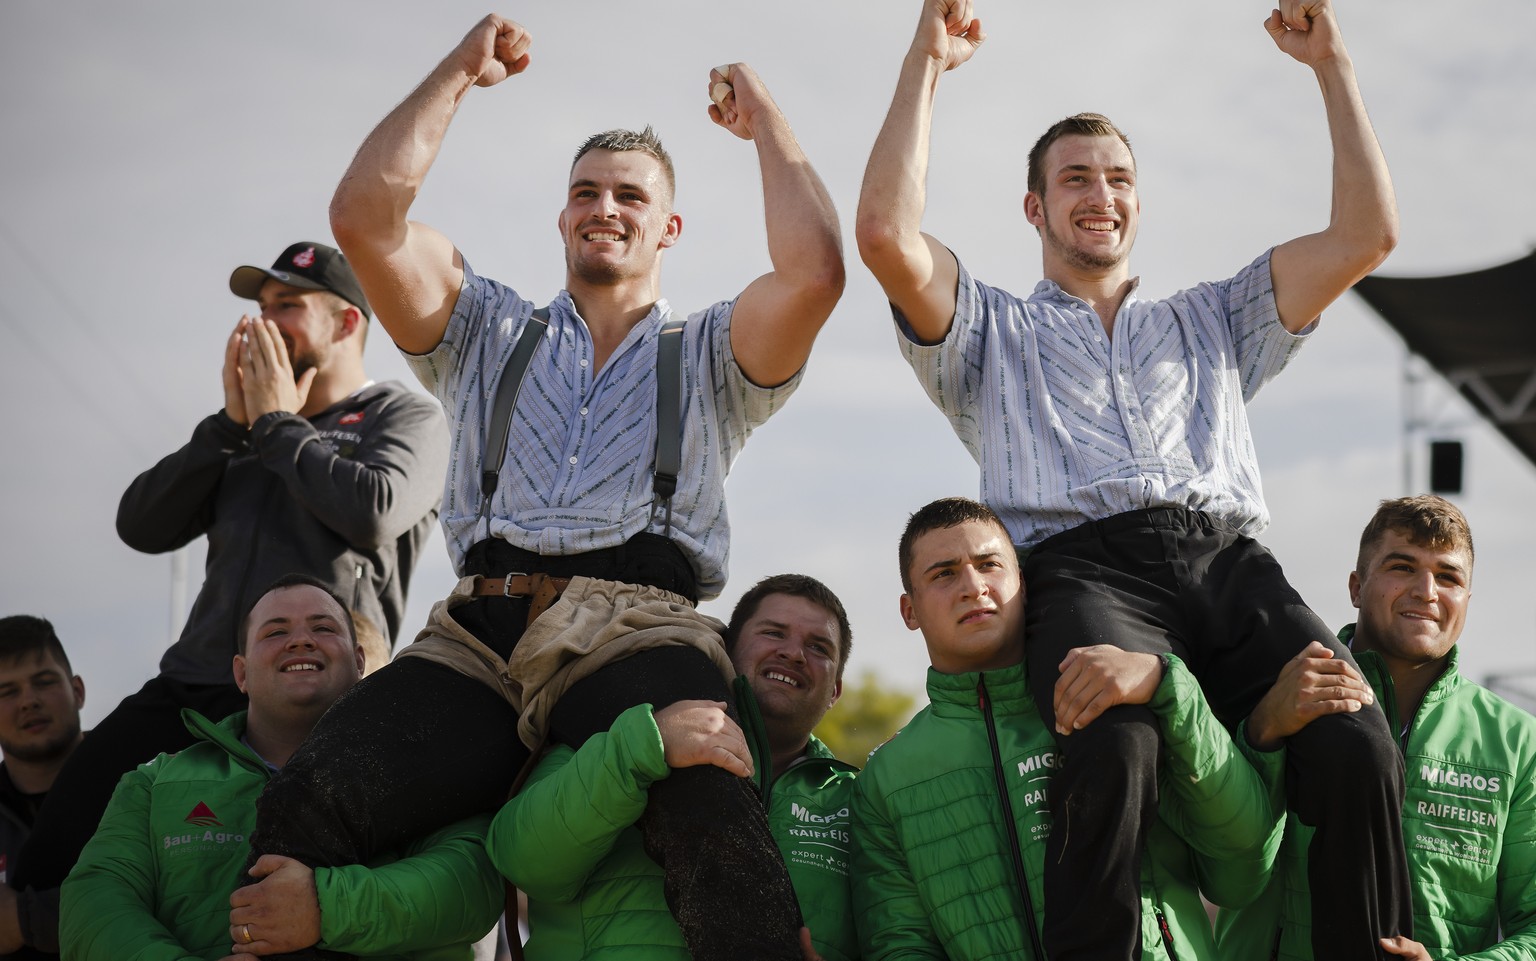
858, 0, 1405, 958
245, 15, 844, 961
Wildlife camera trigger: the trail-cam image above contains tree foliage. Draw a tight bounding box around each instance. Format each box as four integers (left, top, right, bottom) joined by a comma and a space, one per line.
814, 670, 920, 769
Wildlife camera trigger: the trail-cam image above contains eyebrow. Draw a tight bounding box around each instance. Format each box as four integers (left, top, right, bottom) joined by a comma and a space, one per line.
570, 179, 649, 195
1381, 551, 1466, 575
0, 669, 61, 689
256, 614, 340, 631
1058, 163, 1134, 176
922, 550, 1003, 574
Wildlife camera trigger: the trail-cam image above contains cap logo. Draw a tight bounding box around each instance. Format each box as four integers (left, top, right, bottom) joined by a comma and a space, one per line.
339, 411, 365, 425
292, 247, 317, 269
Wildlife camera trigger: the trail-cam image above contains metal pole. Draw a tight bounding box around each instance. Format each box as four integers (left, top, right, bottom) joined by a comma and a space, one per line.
1402, 348, 1414, 495
169, 546, 189, 644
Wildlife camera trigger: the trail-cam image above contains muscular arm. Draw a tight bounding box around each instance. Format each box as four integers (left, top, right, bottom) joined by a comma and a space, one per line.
329, 15, 532, 355
855, 0, 983, 344
1264, 0, 1398, 333
708, 64, 845, 387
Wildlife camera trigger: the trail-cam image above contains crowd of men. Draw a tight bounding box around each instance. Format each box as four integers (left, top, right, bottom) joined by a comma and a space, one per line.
5, 0, 1532, 959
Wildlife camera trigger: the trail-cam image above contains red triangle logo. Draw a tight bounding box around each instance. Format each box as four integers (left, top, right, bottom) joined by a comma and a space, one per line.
185, 801, 222, 827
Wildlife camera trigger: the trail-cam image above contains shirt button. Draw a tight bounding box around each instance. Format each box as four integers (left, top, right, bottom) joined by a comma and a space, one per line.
579, 407, 588, 416
568, 456, 578, 466
579, 359, 588, 368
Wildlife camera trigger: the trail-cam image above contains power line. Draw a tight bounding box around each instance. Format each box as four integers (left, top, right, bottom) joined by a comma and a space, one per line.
0, 216, 182, 424
0, 297, 152, 461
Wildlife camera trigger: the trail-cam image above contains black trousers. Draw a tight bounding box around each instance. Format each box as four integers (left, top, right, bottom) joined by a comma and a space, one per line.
247, 535, 803, 961
13, 674, 248, 894
1023, 507, 1411, 961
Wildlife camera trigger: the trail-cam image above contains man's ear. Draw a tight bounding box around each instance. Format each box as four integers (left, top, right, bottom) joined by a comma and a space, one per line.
899, 594, 919, 632
353, 643, 366, 677
337, 305, 365, 340
232, 654, 249, 694
70, 675, 85, 711
1023, 192, 1045, 228
1348, 571, 1363, 610
828, 676, 843, 709
659, 212, 683, 249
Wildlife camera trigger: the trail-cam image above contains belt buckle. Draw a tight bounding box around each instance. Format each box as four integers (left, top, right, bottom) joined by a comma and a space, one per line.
502, 572, 529, 597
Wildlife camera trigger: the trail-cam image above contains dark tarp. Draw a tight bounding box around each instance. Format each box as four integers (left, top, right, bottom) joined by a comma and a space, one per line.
1353, 251, 1536, 471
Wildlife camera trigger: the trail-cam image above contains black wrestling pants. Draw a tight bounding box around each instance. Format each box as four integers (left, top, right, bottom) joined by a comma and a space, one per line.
1023, 507, 1411, 961
246, 535, 804, 961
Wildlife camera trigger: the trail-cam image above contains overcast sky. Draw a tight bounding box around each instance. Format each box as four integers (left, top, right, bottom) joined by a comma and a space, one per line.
3, 0, 1534, 727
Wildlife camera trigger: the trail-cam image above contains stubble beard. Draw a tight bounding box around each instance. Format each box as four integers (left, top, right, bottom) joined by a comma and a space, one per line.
567, 244, 643, 288
0, 721, 81, 765
1042, 208, 1125, 272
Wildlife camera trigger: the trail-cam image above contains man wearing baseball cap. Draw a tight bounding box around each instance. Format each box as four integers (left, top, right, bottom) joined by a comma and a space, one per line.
5, 240, 449, 954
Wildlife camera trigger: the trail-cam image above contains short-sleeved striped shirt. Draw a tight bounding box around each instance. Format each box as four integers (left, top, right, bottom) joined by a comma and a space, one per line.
899, 249, 1310, 550
406, 260, 801, 600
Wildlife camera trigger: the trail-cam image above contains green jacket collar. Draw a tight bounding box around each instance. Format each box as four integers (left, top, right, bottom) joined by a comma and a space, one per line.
179, 708, 271, 776
925, 659, 1033, 715
731, 676, 856, 793
1339, 623, 1463, 709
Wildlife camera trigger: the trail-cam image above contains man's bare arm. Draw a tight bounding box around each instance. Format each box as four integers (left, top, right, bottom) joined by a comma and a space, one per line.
329, 15, 533, 355
1265, 0, 1398, 334
855, 0, 984, 344
709, 63, 846, 387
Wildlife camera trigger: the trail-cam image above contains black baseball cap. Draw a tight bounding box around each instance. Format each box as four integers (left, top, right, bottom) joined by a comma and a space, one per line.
229, 242, 372, 319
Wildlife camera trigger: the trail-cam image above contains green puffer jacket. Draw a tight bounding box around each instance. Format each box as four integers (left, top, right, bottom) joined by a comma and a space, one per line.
1217, 634, 1536, 960
487, 677, 860, 961
851, 656, 1282, 961
61, 710, 502, 961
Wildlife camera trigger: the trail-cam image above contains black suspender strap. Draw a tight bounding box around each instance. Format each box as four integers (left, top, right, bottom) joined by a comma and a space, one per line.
650, 319, 686, 536
478, 308, 549, 530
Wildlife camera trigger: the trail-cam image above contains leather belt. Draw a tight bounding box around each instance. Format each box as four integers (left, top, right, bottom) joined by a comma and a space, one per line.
470, 573, 572, 628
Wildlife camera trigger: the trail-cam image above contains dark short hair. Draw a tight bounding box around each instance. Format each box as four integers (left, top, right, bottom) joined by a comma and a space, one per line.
1027, 112, 1135, 200
239, 574, 356, 654
725, 574, 854, 682
898, 497, 1011, 594
0, 615, 73, 675
571, 126, 676, 201
1356, 495, 1475, 576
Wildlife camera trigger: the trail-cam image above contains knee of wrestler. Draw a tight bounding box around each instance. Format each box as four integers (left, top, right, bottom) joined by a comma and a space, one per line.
1057, 705, 1160, 793
1286, 707, 1404, 823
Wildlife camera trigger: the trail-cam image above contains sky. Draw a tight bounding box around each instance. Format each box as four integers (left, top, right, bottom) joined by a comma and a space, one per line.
2, 0, 1534, 729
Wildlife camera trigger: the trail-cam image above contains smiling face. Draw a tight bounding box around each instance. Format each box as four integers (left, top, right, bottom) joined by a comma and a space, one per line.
235, 584, 363, 718
1024, 133, 1139, 280
731, 593, 844, 741
1349, 528, 1471, 674
256, 279, 348, 377
558, 148, 681, 288
900, 518, 1025, 674
0, 649, 84, 766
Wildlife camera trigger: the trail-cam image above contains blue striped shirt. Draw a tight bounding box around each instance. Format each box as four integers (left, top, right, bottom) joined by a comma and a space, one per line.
899, 250, 1309, 550
406, 261, 801, 599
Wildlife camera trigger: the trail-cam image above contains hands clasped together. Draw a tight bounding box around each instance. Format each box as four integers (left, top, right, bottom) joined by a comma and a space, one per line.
222, 317, 312, 426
